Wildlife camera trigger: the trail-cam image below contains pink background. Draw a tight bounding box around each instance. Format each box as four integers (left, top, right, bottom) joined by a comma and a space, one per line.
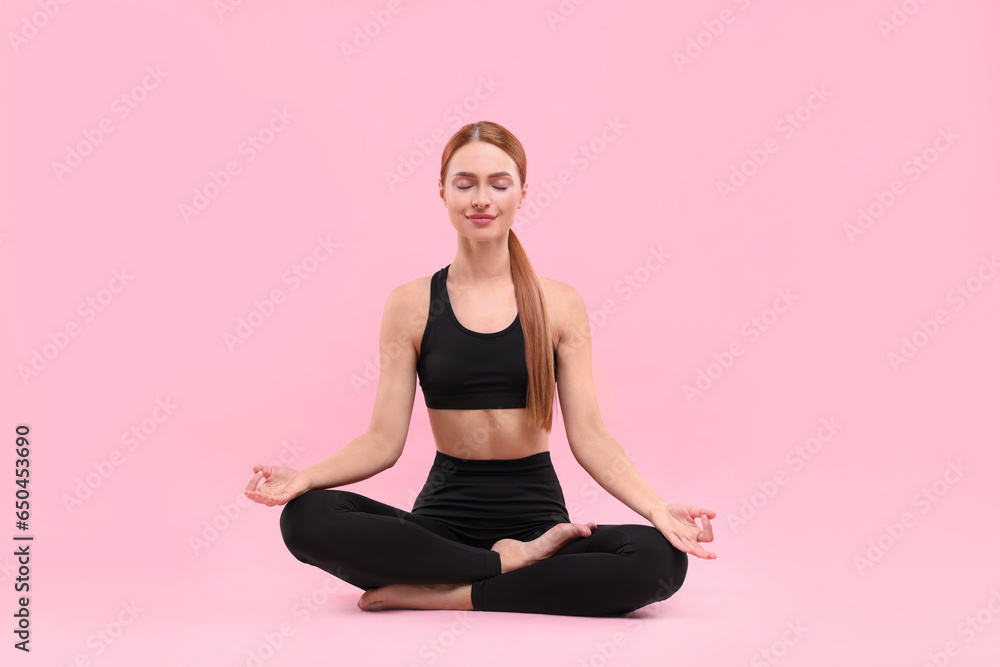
2, 1, 999, 665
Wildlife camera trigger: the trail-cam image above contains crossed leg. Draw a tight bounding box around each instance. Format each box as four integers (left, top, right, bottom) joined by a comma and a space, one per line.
279, 488, 502, 588
357, 522, 599, 612
279, 489, 688, 617
469, 523, 688, 616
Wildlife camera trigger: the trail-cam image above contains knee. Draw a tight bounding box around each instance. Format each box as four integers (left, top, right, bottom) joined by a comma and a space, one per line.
278, 490, 330, 558
631, 526, 689, 602
650, 541, 688, 602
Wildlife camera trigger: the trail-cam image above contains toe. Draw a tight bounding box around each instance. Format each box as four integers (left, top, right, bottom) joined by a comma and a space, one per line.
358, 590, 379, 611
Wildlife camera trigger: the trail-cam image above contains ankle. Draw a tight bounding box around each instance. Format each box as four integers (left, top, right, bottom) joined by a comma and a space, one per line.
491, 539, 525, 574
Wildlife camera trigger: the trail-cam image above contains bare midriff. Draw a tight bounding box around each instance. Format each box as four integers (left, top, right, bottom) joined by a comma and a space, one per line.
413, 273, 559, 460
426, 407, 550, 460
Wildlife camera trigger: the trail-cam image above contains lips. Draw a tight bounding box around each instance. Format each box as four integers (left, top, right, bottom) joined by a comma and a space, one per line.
468, 215, 495, 220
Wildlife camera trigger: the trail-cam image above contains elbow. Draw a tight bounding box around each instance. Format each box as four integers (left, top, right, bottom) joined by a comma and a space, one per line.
568, 432, 605, 464
569, 426, 611, 454
380, 441, 405, 469
382, 451, 402, 469
365, 430, 404, 471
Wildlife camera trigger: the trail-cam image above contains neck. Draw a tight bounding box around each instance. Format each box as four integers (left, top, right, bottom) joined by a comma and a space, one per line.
451, 238, 512, 283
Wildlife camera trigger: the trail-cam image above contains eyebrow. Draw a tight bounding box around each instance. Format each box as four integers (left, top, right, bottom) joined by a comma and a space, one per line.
451, 171, 513, 178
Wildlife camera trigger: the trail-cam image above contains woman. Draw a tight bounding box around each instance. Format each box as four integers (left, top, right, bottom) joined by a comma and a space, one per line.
244, 120, 717, 616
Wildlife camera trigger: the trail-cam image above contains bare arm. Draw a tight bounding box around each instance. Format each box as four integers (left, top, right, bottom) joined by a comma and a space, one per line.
299, 433, 399, 490
554, 286, 667, 521
300, 284, 419, 490
554, 283, 717, 558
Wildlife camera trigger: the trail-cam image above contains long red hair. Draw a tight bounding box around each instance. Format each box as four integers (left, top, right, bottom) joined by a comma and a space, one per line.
439, 121, 556, 432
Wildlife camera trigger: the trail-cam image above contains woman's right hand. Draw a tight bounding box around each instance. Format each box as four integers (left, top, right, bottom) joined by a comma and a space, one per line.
244, 464, 312, 507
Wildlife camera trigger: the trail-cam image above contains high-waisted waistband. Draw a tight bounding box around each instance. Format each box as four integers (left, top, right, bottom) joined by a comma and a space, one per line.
426, 450, 559, 477
410, 450, 570, 547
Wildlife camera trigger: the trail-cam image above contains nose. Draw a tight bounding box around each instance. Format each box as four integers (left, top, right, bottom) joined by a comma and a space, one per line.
473, 191, 490, 208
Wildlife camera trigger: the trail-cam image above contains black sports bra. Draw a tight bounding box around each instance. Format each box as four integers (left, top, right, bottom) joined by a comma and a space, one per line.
415, 264, 556, 409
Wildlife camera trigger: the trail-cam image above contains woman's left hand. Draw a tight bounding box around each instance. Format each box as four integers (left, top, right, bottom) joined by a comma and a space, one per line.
649, 503, 717, 559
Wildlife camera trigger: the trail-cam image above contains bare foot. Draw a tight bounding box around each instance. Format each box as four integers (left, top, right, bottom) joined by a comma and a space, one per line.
491, 521, 598, 573
358, 582, 473, 611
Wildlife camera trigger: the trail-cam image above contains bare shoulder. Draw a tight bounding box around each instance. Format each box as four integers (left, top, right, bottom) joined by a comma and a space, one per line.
391, 273, 432, 303
538, 274, 580, 304
538, 275, 585, 347
385, 273, 434, 353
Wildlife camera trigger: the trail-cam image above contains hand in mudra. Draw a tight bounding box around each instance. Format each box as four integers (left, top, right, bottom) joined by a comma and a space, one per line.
244, 464, 311, 507
650, 503, 717, 559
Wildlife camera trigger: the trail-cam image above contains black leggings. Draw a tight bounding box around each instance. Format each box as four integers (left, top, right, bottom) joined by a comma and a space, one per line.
278, 451, 688, 617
